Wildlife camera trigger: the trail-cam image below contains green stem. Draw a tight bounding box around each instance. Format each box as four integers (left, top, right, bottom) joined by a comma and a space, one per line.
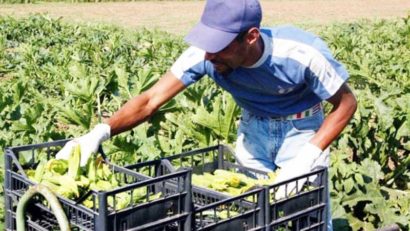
16, 184, 71, 231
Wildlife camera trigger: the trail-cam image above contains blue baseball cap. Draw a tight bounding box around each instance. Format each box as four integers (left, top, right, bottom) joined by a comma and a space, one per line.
185, 0, 262, 53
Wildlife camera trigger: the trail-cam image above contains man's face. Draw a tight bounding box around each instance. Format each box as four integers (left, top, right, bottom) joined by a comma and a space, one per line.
204, 37, 248, 75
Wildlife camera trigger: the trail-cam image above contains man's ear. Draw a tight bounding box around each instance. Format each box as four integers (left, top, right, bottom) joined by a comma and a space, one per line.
246, 27, 261, 45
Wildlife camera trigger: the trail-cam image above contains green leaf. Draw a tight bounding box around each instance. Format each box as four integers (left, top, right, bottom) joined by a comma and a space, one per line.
192, 93, 239, 143
341, 190, 372, 208
65, 77, 100, 102
114, 62, 132, 99
57, 103, 92, 129
344, 177, 355, 194
354, 173, 365, 186
346, 213, 375, 231
358, 158, 384, 182
364, 197, 409, 227
68, 62, 87, 79
12, 81, 26, 103
331, 197, 347, 219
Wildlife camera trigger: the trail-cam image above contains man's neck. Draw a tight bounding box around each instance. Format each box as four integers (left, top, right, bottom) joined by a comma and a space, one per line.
243, 35, 264, 67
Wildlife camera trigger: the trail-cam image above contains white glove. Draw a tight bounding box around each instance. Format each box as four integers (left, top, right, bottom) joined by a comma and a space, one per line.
56, 123, 111, 166
273, 142, 322, 200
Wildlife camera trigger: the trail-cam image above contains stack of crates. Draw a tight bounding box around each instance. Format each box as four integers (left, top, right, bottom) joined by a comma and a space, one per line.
4, 141, 327, 231
126, 145, 328, 231
4, 140, 192, 231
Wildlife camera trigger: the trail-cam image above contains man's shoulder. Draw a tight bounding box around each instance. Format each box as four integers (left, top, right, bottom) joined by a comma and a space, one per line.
171, 46, 207, 80
261, 25, 319, 44
174, 46, 206, 67
262, 25, 305, 33
181, 46, 206, 58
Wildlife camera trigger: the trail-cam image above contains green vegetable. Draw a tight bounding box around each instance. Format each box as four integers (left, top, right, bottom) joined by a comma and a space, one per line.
34, 159, 47, 183
46, 159, 69, 175
86, 154, 97, 183
26, 145, 162, 210
68, 144, 81, 180
192, 169, 278, 196
16, 184, 71, 231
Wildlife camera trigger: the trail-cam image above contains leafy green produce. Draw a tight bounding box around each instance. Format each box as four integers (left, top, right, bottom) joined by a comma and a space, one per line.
192, 169, 277, 196
26, 145, 160, 210
46, 159, 68, 175
67, 144, 81, 180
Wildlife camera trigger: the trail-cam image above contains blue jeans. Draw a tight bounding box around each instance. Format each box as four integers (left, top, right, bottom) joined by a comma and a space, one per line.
235, 109, 332, 230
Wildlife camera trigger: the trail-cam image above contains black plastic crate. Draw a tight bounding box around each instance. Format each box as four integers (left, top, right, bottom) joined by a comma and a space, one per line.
126, 145, 268, 231
4, 140, 192, 231
128, 145, 328, 231
265, 168, 328, 231
160, 145, 271, 204
193, 187, 265, 231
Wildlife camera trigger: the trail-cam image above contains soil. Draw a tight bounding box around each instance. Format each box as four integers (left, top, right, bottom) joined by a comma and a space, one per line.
0, 0, 409, 35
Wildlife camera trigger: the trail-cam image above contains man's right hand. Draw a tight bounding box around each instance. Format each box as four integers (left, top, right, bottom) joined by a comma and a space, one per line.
56, 123, 111, 166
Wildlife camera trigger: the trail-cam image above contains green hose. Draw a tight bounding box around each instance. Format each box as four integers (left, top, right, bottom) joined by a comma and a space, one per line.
16, 184, 71, 231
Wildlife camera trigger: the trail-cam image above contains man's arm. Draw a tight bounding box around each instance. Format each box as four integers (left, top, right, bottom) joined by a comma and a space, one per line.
310, 83, 357, 150
107, 71, 186, 136
56, 71, 186, 165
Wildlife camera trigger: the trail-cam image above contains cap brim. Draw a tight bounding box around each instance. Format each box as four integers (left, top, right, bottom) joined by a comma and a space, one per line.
184, 22, 238, 53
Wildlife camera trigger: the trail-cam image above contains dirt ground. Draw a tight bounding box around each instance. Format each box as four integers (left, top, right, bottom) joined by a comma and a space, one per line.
0, 0, 409, 35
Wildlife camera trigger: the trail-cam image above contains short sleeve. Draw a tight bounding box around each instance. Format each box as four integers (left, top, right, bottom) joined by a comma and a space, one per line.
304, 38, 349, 100
170, 46, 207, 86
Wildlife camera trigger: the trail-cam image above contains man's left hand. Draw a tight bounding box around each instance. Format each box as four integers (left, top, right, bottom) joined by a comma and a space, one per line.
273, 142, 322, 199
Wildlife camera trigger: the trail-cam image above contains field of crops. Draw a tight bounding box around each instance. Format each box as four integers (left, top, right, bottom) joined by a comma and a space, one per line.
0, 14, 409, 230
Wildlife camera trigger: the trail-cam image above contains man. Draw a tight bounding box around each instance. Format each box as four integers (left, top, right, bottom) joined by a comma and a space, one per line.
57, 0, 357, 229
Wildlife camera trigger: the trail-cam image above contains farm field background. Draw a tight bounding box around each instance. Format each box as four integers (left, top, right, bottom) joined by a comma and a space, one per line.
0, 1, 409, 230
1, 0, 410, 35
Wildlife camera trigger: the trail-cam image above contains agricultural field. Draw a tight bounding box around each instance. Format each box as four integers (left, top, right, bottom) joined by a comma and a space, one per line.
1, 0, 410, 34
0, 1, 409, 230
